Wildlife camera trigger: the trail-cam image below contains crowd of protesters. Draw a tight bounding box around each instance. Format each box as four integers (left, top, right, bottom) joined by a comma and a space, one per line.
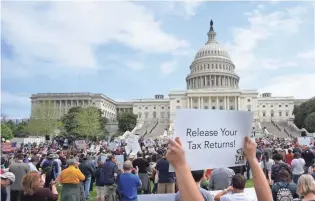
1, 134, 315, 201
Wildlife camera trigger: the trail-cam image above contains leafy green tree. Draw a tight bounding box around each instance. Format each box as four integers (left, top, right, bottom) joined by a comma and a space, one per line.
117, 112, 137, 132
73, 107, 103, 139
293, 98, 315, 129
26, 101, 62, 136
14, 121, 29, 137
61, 106, 83, 136
1, 123, 14, 140
5, 120, 15, 131
305, 112, 315, 133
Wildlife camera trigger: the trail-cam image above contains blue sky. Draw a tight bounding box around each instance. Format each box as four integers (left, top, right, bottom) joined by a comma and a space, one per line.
1, 1, 315, 119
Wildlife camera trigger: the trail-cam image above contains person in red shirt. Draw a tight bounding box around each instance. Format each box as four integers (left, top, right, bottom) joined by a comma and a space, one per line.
285, 149, 294, 166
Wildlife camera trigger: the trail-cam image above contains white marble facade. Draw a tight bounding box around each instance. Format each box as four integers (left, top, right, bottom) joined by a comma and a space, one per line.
30, 21, 307, 124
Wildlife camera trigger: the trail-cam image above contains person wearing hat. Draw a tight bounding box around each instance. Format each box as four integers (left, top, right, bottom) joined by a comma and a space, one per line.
1, 172, 15, 201
42, 154, 58, 188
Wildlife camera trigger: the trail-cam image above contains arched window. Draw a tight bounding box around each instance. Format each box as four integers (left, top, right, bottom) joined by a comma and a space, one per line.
212, 106, 216, 110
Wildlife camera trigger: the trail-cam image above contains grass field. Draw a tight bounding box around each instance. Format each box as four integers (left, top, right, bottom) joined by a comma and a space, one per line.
57, 179, 254, 200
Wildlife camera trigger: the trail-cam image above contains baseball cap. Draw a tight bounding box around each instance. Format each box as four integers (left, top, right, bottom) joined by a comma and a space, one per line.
0, 172, 15, 183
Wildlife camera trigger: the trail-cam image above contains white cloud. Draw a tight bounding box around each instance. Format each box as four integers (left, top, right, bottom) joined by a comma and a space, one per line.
1, 92, 30, 105
297, 48, 315, 65
160, 60, 178, 76
2, 2, 189, 76
224, 5, 308, 71
259, 74, 315, 99
125, 61, 145, 71
159, 1, 203, 18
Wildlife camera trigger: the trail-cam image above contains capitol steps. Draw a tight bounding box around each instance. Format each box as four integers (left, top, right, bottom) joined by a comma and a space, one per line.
144, 121, 169, 139
261, 122, 288, 138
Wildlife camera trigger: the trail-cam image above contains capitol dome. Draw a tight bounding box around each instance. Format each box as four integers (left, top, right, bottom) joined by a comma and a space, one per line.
186, 20, 239, 90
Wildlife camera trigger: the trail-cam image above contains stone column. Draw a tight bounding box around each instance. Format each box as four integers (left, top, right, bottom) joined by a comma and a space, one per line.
227, 97, 230, 110
235, 97, 237, 110
208, 97, 211, 109
216, 97, 219, 109
214, 76, 217, 87
224, 97, 227, 110
198, 97, 201, 109
238, 97, 241, 110
205, 76, 207, 87
201, 97, 203, 109
187, 97, 190, 109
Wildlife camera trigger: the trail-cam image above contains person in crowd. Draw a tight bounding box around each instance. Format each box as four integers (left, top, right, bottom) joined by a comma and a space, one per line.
56, 151, 67, 170
54, 154, 62, 177
271, 169, 298, 201
118, 160, 142, 201
293, 144, 302, 154
271, 153, 292, 183
261, 151, 274, 186
301, 147, 314, 171
175, 170, 213, 201
156, 154, 175, 194
264, 144, 273, 159
28, 155, 39, 172
291, 153, 305, 184
95, 161, 105, 201
79, 156, 95, 200
42, 154, 59, 188
132, 152, 150, 194
208, 167, 235, 190
285, 149, 294, 166
9, 153, 30, 201
58, 158, 85, 201
214, 174, 255, 201
1, 172, 15, 201
19, 171, 58, 201
101, 154, 119, 199
296, 174, 315, 201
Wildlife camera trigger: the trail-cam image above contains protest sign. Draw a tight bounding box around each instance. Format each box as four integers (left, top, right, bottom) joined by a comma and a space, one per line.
298, 137, 312, 146
75, 140, 86, 149
115, 155, 124, 169
171, 109, 253, 171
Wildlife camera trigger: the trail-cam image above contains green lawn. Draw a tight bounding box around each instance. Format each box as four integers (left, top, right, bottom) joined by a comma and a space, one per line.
245, 179, 254, 188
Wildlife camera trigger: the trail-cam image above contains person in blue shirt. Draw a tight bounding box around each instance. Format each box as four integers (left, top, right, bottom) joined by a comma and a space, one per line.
118, 160, 142, 201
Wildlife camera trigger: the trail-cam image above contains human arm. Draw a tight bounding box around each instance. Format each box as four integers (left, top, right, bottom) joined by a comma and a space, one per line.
77, 169, 86, 181
244, 137, 273, 201
166, 137, 204, 201
214, 186, 233, 201
42, 187, 58, 201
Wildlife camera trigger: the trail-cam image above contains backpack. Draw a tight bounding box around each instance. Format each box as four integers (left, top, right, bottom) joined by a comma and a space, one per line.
276, 183, 294, 201
272, 163, 292, 182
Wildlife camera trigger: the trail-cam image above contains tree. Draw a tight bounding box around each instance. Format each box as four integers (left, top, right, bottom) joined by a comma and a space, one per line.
61, 106, 83, 136
14, 121, 29, 137
293, 98, 315, 130
5, 120, 15, 131
305, 112, 315, 133
1, 123, 14, 140
117, 112, 137, 132
26, 101, 62, 136
73, 107, 103, 139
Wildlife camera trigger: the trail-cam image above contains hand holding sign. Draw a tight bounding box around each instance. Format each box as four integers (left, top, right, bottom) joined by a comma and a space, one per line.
166, 137, 186, 170
243, 136, 257, 162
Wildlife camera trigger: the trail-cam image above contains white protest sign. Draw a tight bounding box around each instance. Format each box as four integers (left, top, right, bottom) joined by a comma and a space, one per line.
298, 137, 312, 146
109, 142, 118, 150
171, 109, 253, 171
75, 140, 86, 149
115, 155, 124, 170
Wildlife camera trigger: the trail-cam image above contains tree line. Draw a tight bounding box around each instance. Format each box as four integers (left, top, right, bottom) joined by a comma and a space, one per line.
1, 101, 138, 141
293, 98, 315, 133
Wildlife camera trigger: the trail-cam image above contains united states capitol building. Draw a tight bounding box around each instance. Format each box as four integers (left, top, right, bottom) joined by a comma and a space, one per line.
30, 20, 308, 138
